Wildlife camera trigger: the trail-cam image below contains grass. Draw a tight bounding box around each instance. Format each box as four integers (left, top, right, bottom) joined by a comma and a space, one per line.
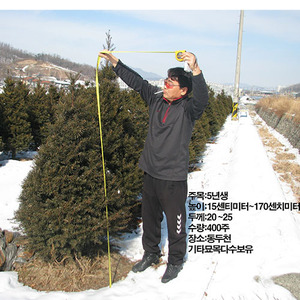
16, 251, 134, 292
255, 96, 300, 124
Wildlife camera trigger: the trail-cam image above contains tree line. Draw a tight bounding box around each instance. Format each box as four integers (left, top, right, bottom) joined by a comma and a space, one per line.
0, 63, 232, 261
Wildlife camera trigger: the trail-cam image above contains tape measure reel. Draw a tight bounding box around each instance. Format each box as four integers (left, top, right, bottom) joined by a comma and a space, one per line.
175, 50, 186, 61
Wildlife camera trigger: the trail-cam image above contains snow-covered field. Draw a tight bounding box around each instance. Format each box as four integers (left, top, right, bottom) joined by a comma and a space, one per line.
1, 111, 300, 300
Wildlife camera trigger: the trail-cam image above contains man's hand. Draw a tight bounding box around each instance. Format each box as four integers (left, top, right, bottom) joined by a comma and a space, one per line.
98, 50, 119, 67
181, 52, 201, 76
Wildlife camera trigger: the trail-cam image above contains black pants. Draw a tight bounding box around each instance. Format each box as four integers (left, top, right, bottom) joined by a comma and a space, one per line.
141, 173, 187, 265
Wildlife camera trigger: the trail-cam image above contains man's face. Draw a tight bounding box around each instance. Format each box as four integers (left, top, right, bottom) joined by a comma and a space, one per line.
163, 77, 187, 101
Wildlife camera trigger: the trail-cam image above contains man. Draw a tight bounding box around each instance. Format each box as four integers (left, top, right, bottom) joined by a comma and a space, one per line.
98, 50, 209, 283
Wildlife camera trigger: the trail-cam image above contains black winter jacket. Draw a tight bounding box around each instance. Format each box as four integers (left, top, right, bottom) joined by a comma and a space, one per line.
113, 60, 209, 181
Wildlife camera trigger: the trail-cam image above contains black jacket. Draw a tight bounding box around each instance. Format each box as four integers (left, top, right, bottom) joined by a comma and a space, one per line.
113, 60, 209, 181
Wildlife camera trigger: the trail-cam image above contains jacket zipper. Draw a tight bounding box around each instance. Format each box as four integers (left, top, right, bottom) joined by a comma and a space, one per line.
162, 96, 182, 124
162, 104, 171, 124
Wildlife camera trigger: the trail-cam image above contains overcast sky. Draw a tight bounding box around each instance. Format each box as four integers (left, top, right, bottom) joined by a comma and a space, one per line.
0, 3, 299, 88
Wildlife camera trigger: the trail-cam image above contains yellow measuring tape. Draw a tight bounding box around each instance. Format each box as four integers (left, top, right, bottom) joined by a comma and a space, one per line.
100, 49, 186, 61
96, 56, 112, 287
95, 49, 186, 288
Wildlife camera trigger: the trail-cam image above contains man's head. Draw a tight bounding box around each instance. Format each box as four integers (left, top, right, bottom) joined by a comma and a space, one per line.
163, 67, 192, 101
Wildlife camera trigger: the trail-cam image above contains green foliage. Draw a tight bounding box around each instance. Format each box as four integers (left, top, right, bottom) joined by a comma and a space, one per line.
13, 60, 232, 261
189, 111, 210, 165
16, 96, 106, 259
16, 66, 148, 261
66, 72, 81, 106
0, 78, 33, 158
0, 79, 61, 155
189, 86, 232, 164
27, 83, 59, 149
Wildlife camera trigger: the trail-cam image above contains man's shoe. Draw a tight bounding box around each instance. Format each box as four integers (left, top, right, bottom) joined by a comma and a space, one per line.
161, 263, 183, 283
132, 252, 160, 273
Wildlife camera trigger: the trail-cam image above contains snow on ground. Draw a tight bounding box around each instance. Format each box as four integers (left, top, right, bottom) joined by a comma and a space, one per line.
0, 159, 33, 232
1, 111, 300, 299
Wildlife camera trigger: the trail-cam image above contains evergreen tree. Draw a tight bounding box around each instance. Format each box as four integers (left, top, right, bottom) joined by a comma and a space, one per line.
213, 90, 233, 128
15, 65, 148, 261
0, 97, 4, 151
198, 110, 211, 140
66, 72, 81, 107
47, 84, 63, 124
204, 86, 223, 137
217, 90, 233, 116
0, 78, 32, 158
105, 88, 148, 201
188, 88, 232, 166
96, 65, 148, 227
16, 96, 108, 259
27, 83, 52, 149
189, 111, 211, 165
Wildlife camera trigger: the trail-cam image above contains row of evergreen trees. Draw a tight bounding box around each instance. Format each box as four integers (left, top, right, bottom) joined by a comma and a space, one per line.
189, 87, 232, 166
0, 78, 61, 158
0, 63, 232, 261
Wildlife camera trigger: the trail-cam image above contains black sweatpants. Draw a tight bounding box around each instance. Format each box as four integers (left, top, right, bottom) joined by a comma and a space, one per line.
141, 173, 187, 265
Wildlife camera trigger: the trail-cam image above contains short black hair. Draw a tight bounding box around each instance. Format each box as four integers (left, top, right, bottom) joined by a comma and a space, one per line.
167, 67, 192, 94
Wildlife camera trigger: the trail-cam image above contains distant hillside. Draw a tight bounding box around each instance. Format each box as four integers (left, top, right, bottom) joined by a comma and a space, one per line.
0, 42, 95, 81
0, 42, 163, 83
280, 83, 300, 94
131, 67, 162, 80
